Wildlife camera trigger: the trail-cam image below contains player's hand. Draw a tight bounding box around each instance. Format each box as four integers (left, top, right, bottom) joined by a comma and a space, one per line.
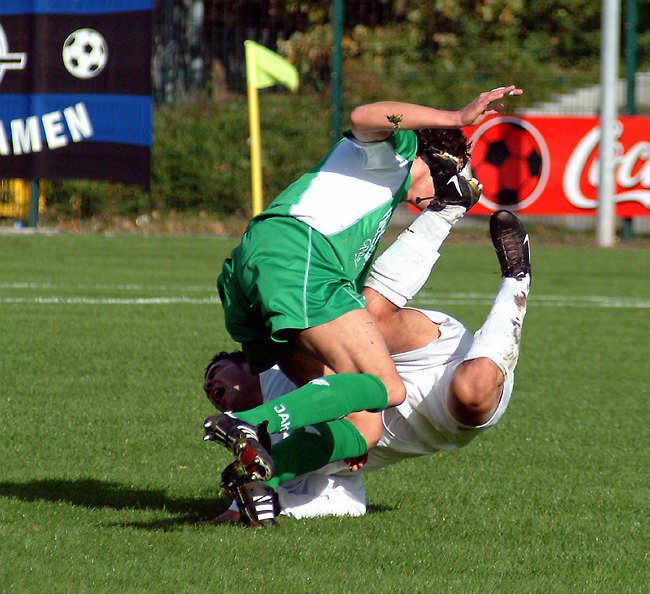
346, 454, 368, 472
207, 509, 244, 525
458, 85, 523, 127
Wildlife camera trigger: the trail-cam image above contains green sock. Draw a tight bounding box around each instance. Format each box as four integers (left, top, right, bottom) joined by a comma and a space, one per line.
234, 373, 387, 434
265, 418, 367, 489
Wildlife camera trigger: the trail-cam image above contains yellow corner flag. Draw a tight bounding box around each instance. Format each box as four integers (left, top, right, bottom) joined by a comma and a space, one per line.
244, 40, 299, 91
245, 40, 299, 216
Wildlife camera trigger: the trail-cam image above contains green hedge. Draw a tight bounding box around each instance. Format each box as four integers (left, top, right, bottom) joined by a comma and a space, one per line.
44, 93, 331, 219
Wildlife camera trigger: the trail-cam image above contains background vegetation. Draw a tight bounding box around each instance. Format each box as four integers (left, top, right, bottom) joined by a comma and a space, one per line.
41, 0, 650, 221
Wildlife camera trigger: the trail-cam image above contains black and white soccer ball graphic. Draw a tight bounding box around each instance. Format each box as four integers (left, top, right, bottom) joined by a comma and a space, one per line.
470, 118, 549, 211
62, 28, 108, 79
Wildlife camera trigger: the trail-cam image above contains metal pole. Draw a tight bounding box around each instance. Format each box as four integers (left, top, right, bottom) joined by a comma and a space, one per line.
622, 0, 638, 241
596, 0, 621, 247
624, 0, 638, 115
163, 0, 174, 103
330, 0, 344, 146
26, 179, 39, 227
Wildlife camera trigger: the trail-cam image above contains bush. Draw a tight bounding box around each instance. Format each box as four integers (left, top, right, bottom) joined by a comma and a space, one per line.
45, 92, 330, 219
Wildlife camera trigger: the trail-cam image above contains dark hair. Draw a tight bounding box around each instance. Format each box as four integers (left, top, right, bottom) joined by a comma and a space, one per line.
415, 128, 472, 168
204, 350, 247, 379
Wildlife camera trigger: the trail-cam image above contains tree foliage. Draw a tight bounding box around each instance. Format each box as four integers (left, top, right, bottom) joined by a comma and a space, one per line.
44, 1, 650, 219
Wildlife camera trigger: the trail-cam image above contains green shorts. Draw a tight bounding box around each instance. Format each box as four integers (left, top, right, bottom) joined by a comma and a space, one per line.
217, 216, 366, 373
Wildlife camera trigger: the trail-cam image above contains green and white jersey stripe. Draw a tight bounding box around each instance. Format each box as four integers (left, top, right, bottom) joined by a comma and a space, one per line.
256, 129, 418, 282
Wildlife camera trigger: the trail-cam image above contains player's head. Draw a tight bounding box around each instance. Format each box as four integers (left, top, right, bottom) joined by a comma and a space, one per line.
415, 128, 472, 169
203, 351, 262, 412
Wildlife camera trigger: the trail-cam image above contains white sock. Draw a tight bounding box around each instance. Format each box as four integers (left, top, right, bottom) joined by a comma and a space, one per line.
464, 275, 530, 377
364, 205, 466, 306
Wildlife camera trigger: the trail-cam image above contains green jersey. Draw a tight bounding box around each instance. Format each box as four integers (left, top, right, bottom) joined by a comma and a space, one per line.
254, 129, 418, 283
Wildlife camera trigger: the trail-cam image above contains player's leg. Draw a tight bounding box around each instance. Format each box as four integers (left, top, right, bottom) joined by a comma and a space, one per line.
365, 145, 481, 309
264, 418, 367, 488
361, 179, 479, 353
207, 217, 396, 475
292, 307, 406, 408
219, 416, 369, 526
364, 203, 472, 309
448, 210, 531, 426
359, 202, 471, 354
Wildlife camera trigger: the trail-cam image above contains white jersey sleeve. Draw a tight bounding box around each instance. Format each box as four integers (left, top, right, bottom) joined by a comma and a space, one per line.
259, 366, 297, 403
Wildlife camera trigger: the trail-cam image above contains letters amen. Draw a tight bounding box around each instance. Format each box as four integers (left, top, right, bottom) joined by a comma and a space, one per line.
0, 102, 93, 155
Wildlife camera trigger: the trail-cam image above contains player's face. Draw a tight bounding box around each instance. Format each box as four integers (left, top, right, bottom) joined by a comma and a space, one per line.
407, 156, 436, 206
203, 358, 262, 412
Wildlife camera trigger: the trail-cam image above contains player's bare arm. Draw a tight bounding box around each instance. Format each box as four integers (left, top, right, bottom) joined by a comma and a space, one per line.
349, 86, 523, 142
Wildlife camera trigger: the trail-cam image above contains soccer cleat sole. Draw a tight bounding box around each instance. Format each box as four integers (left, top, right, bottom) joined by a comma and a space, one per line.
489, 210, 531, 279
237, 441, 275, 482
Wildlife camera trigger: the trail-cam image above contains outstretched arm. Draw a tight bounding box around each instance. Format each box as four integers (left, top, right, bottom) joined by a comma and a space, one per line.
350, 85, 523, 142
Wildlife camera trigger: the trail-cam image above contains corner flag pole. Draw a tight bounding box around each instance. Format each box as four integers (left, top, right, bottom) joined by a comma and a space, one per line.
246, 80, 264, 216
245, 43, 264, 216
244, 40, 299, 217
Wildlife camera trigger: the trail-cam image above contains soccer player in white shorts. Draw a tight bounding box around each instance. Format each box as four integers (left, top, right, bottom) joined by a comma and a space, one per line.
205, 205, 531, 523
246, 307, 516, 519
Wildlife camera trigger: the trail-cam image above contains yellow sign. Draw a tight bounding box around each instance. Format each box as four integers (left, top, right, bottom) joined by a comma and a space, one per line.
0, 180, 45, 219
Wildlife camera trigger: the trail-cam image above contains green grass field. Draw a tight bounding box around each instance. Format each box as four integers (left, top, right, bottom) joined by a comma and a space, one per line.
1, 229, 648, 593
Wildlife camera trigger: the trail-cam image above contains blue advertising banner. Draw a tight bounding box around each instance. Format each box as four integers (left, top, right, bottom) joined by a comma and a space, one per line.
0, 1, 152, 189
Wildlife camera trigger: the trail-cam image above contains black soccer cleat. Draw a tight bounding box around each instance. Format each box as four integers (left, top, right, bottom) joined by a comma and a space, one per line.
489, 210, 531, 280
203, 412, 275, 481
421, 150, 483, 212
222, 467, 280, 528
219, 461, 248, 501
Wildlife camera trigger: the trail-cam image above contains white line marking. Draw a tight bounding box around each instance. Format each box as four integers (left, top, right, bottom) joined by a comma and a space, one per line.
413, 293, 650, 309
0, 292, 649, 308
0, 296, 218, 304
0, 282, 213, 292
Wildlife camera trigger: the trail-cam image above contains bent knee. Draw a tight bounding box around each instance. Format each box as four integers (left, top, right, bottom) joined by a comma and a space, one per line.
346, 411, 383, 449
385, 377, 406, 407
449, 359, 503, 426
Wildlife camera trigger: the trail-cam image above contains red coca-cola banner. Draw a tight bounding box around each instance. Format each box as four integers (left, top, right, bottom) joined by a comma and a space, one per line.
466, 115, 650, 216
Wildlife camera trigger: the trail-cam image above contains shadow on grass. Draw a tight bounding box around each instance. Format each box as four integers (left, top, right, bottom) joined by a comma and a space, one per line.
0, 477, 229, 530
366, 504, 398, 514
1, 478, 398, 531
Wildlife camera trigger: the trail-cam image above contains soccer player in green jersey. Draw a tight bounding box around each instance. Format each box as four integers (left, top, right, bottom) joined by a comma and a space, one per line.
204, 87, 523, 504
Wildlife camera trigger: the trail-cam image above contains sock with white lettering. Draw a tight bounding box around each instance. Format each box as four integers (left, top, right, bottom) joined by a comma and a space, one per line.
265, 418, 367, 489
464, 276, 530, 376
233, 373, 388, 434
364, 206, 466, 307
